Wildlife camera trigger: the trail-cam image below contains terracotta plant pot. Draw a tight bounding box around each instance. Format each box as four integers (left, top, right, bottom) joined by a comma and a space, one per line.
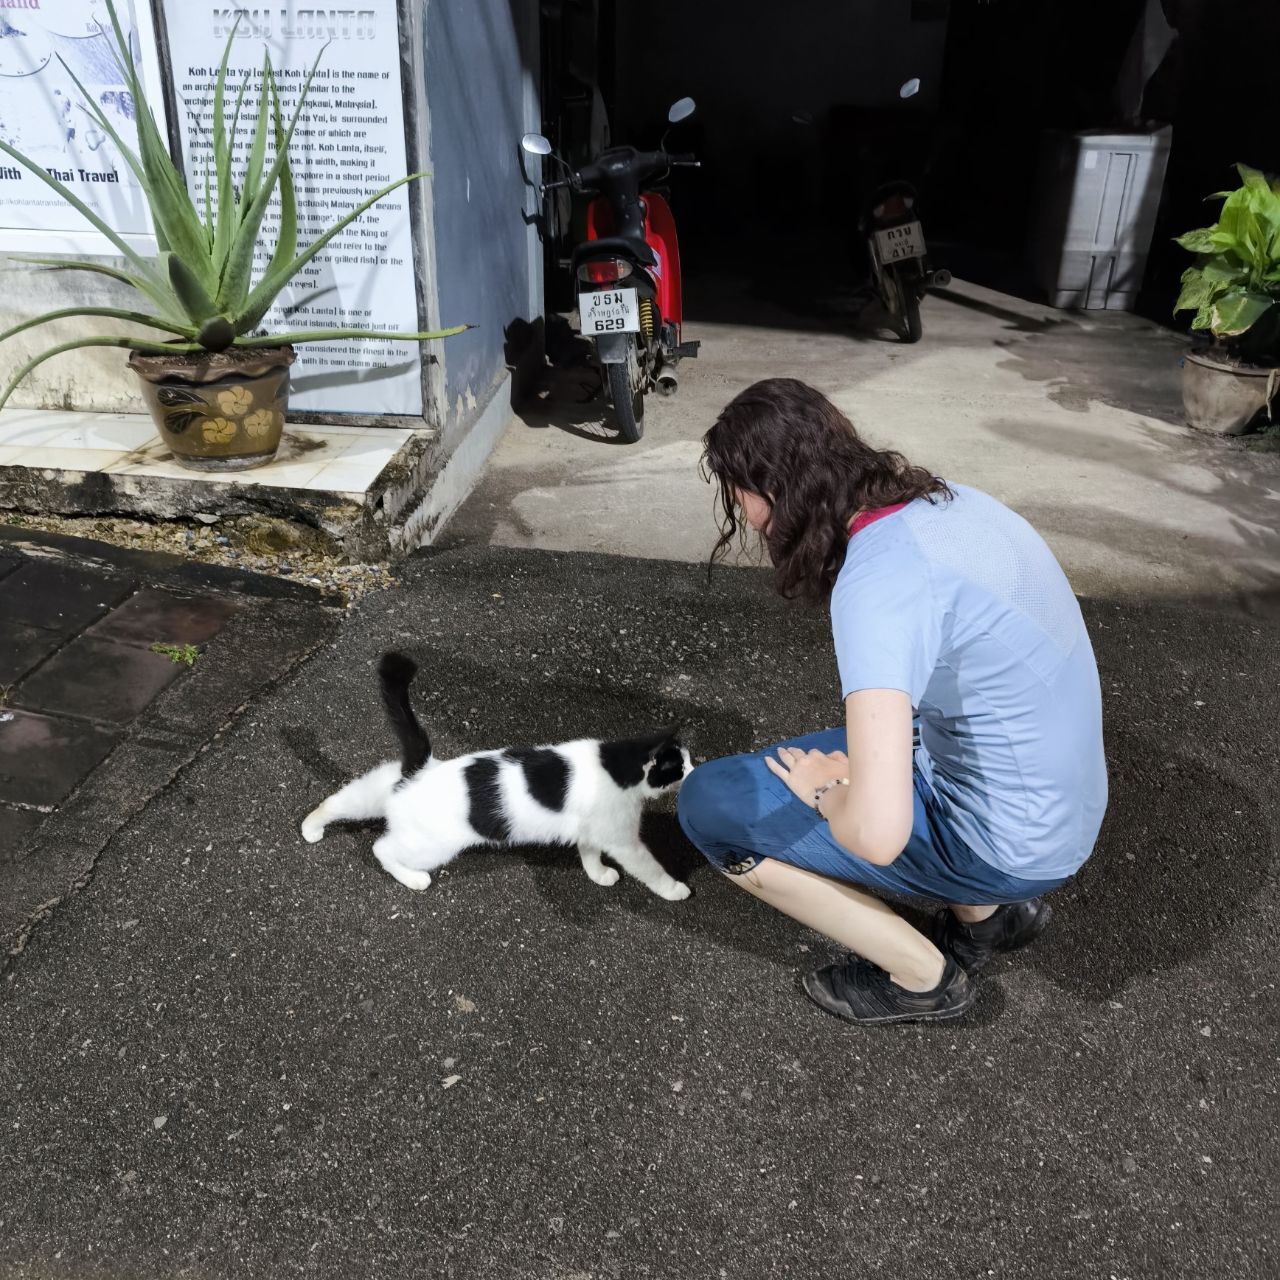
128, 345, 297, 471
1180, 348, 1278, 437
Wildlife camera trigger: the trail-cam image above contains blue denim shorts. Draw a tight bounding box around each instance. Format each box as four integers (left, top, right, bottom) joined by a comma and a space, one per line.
677, 728, 1069, 906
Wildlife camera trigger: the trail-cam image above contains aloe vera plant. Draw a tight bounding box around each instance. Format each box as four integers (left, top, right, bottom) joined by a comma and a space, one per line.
1175, 164, 1280, 359
0, 0, 467, 410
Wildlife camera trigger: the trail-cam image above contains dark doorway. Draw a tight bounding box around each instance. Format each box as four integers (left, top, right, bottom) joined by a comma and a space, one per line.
534, 0, 1280, 332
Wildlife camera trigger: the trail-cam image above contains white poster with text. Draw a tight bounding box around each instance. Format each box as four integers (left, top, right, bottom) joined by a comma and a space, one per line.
162, 1, 422, 416
0, 0, 163, 252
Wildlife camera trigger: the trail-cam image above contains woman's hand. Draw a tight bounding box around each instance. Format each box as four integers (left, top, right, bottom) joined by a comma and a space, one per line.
764, 746, 849, 807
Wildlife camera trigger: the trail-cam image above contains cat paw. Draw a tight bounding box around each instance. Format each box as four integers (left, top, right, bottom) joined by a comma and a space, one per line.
589, 867, 620, 887
300, 813, 326, 844
392, 867, 433, 892
658, 880, 691, 902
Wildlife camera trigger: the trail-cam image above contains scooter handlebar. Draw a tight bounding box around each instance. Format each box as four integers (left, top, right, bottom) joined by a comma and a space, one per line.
571, 149, 699, 193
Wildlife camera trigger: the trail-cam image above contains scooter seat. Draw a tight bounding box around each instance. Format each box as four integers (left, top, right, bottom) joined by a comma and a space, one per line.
573, 235, 657, 269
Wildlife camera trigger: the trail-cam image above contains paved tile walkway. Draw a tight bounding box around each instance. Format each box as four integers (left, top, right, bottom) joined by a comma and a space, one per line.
0, 531, 339, 958
0, 555, 238, 852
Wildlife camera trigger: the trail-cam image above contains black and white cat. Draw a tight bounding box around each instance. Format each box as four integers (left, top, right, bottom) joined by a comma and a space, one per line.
301, 652, 694, 901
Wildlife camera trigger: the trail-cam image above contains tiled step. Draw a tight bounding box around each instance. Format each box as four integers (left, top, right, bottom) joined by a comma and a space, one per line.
0, 409, 440, 559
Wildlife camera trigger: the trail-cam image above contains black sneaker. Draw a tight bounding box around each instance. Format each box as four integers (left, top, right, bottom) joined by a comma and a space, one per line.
802, 955, 975, 1026
931, 899, 1053, 975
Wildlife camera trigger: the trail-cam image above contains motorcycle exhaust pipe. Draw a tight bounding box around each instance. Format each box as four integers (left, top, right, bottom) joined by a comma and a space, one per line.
656, 369, 679, 396
928, 268, 952, 291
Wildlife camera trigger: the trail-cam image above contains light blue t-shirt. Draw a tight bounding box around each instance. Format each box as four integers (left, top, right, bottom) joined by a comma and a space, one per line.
831, 484, 1107, 879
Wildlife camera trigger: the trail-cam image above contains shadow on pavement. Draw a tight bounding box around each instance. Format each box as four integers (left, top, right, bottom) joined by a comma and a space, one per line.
1031, 725, 1272, 1000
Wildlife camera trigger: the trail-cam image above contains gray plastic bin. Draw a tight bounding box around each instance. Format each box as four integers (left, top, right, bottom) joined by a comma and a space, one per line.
1029, 126, 1173, 311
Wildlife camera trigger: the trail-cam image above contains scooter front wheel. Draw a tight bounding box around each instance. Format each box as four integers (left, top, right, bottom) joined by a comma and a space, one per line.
605, 342, 645, 444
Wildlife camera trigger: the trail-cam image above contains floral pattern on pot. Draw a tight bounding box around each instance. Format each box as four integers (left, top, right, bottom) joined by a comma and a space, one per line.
243, 408, 281, 439
202, 417, 238, 444
217, 385, 254, 417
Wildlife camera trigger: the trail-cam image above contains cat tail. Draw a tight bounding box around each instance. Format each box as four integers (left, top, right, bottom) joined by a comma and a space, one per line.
378, 651, 432, 777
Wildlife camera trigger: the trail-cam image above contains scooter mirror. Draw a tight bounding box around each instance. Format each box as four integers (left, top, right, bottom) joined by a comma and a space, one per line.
899, 78, 921, 99
667, 97, 696, 124
521, 133, 553, 156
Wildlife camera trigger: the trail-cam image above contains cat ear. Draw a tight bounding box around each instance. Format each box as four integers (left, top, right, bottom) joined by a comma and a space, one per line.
643, 724, 682, 753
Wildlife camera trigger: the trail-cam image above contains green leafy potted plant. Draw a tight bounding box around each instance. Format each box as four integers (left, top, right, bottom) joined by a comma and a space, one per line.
0, 1, 467, 471
1175, 164, 1280, 436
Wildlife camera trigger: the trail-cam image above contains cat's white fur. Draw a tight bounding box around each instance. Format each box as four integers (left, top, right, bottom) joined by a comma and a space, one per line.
301, 740, 694, 900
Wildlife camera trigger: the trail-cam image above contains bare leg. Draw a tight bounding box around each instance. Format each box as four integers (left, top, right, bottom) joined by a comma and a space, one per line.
606, 842, 691, 902
730, 857, 944, 991
950, 904, 998, 924
578, 844, 620, 887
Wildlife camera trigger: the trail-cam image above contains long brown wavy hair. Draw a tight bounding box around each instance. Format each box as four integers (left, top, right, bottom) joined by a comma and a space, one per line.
702, 378, 951, 602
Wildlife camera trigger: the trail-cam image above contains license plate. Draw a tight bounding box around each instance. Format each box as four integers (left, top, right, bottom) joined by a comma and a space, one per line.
581, 288, 640, 335
875, 221, 926, 264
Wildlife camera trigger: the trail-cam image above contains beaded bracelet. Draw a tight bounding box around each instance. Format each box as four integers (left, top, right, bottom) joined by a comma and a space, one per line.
812, 777, 849, 811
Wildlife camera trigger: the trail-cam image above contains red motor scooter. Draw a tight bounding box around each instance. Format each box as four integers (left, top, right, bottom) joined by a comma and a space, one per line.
522, 98, 700, 443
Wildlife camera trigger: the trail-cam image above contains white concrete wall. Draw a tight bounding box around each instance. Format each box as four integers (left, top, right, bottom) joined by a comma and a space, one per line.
0, 258, 147, 413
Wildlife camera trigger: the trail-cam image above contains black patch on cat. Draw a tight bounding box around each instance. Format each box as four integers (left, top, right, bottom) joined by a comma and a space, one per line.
465, 756, 511, 842
504, 746, 570, 812
646, 744, 687, 791
599, 739, 648, 789
600, 728, 682, 790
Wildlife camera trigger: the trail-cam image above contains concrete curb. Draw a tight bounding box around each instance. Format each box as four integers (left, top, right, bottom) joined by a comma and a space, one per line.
0, 524, 328, 605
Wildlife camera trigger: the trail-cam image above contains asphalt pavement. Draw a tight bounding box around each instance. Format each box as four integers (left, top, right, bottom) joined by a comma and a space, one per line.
1, 544, 1276, 1279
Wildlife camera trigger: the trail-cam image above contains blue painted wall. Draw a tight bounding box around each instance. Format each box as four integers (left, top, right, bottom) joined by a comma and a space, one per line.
424, 0, 539, 432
